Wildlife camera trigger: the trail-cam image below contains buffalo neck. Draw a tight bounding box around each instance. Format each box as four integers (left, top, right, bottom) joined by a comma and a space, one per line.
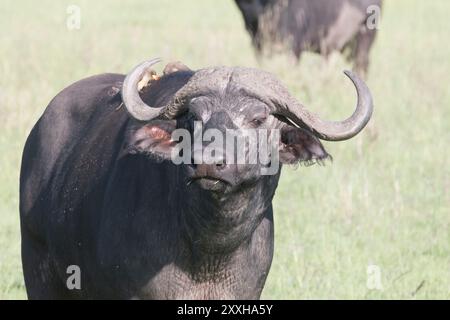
177, 170, 280, 259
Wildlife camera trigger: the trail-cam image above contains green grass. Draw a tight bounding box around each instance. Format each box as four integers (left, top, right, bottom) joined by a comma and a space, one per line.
1, 0, 449, 299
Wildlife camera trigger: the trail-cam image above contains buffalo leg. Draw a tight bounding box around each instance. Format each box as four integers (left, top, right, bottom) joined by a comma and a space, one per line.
353, 26, 377, 77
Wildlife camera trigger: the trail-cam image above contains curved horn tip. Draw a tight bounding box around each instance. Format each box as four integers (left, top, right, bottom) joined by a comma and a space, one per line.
343, 70, 372, 96
121, 57, 165, 122
343, 70, 360, 83
343, 69, 373, 108
129, 57, 163, 73
145, 57, 162, 64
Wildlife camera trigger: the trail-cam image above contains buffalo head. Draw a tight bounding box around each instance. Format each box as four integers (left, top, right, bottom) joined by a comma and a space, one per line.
121, 58, 372, 194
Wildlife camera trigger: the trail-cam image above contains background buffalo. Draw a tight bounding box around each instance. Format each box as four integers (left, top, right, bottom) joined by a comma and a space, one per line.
235, 0, 382, 75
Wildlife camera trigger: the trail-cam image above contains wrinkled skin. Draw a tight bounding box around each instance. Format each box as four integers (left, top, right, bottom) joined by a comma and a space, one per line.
20, 69, 329, 299
235, 0, 382, 75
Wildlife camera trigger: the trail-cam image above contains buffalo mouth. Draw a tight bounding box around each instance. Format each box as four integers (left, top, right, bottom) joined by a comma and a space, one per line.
186, 176, 230, 191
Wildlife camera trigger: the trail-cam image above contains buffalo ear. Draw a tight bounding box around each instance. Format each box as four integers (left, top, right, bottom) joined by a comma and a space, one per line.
279, 126, 330, 164
125, 120, 177, 160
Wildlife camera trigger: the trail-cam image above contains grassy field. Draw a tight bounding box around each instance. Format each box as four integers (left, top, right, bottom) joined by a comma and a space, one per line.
0, 0, 449, 299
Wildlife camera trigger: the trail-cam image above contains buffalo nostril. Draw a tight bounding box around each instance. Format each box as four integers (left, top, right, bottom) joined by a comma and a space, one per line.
215, 162, 226, 170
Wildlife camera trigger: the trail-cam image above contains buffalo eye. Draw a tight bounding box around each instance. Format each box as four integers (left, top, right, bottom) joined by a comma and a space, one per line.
250, 115, 267, 127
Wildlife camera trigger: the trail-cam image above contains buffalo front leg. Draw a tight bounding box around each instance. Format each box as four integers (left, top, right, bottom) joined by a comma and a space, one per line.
353, 26, 378, 77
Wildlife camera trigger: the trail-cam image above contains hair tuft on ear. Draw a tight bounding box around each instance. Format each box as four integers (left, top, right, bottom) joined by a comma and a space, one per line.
279, 126, 331, 166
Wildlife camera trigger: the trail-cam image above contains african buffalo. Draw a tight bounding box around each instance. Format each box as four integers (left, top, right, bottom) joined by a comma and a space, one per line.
20, 58, 373, 299
235, 0, 382, 75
